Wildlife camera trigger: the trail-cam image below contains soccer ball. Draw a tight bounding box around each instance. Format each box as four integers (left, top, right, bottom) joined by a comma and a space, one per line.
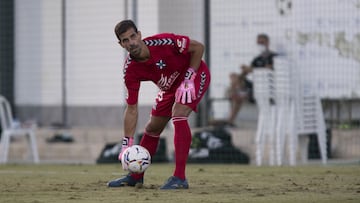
121, 145, 151, 173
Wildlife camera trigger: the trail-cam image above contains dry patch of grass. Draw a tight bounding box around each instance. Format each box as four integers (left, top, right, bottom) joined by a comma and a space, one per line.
0, 164, 359, 203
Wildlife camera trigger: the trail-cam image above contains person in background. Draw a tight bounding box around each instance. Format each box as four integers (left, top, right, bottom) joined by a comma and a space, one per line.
226, 72, 248, 127
227, 33, 277, 127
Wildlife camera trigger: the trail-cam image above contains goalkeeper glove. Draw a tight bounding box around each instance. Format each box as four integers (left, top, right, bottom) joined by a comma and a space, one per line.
175, 67, 197, 104
118, 136, 134, 170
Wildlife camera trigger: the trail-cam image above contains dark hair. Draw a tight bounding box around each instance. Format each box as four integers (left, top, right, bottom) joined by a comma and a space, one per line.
114, 20, 138, 40
257, 33, 269, 41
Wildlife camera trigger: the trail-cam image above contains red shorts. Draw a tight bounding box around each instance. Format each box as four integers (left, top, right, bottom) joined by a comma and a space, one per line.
151, 63, 211, 117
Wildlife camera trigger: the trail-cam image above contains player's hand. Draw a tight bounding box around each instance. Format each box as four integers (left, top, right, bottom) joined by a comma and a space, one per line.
118, 146, 127, 161
118, 137, 134, 170
175, 67, 197, 104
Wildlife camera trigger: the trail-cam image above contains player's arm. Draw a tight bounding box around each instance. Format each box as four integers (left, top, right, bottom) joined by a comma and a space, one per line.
119, 103, 138, 168
124, 103, 138, 138
118, 76, 140, 162
175, 36, 205, 104
123, 77, 140, 137
118, 102, 138, 164
187, 39, 205, 71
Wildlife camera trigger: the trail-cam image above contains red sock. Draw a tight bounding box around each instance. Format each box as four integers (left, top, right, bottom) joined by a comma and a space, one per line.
139, 132, 160, 156
172, 116, 191, 180
131, 132, 160, 180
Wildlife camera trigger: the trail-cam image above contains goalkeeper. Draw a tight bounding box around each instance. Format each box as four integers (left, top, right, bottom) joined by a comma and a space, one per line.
107, 20, 210, 189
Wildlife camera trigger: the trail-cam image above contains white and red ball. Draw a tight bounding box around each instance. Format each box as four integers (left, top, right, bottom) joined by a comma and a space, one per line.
121, 145, 151, 173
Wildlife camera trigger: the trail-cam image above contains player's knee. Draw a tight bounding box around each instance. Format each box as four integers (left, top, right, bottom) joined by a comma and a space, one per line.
172, 103, 192, 117
144, 128, 162, 136
172, 108, 191, 117
144, 124, 162, 136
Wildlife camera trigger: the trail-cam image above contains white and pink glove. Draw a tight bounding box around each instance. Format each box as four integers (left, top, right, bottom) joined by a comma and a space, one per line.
175, 67, 197, 104
118, 136, 134, 170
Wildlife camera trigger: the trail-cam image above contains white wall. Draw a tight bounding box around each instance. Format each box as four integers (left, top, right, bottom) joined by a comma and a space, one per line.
158, 0, 204, 42
15, 0, 62, 105
15, 0, 126, 107
65, 0, 125, 106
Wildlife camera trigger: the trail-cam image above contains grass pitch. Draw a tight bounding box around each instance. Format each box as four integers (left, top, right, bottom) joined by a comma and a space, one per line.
0, 163, 359, 203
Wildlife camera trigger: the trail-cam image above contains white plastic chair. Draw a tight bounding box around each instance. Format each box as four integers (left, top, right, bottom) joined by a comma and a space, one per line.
289, 90, 328, 165
0, 95, 39, 163
273, 58, 295, 166
273, 58, 327, 166
253, 69, 277, 166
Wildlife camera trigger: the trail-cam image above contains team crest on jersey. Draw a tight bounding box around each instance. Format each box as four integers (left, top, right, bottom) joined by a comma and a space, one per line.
156, 60, 167, 70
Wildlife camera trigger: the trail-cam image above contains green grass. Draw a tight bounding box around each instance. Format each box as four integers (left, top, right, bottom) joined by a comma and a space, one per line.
0, 163, 359, 203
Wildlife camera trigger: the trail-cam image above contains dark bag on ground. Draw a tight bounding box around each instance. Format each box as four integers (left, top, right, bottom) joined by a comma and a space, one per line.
96, 133, 168, 164
188, 126, 250, 164
96, 142, 122, 164
308, 128, 332, 159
